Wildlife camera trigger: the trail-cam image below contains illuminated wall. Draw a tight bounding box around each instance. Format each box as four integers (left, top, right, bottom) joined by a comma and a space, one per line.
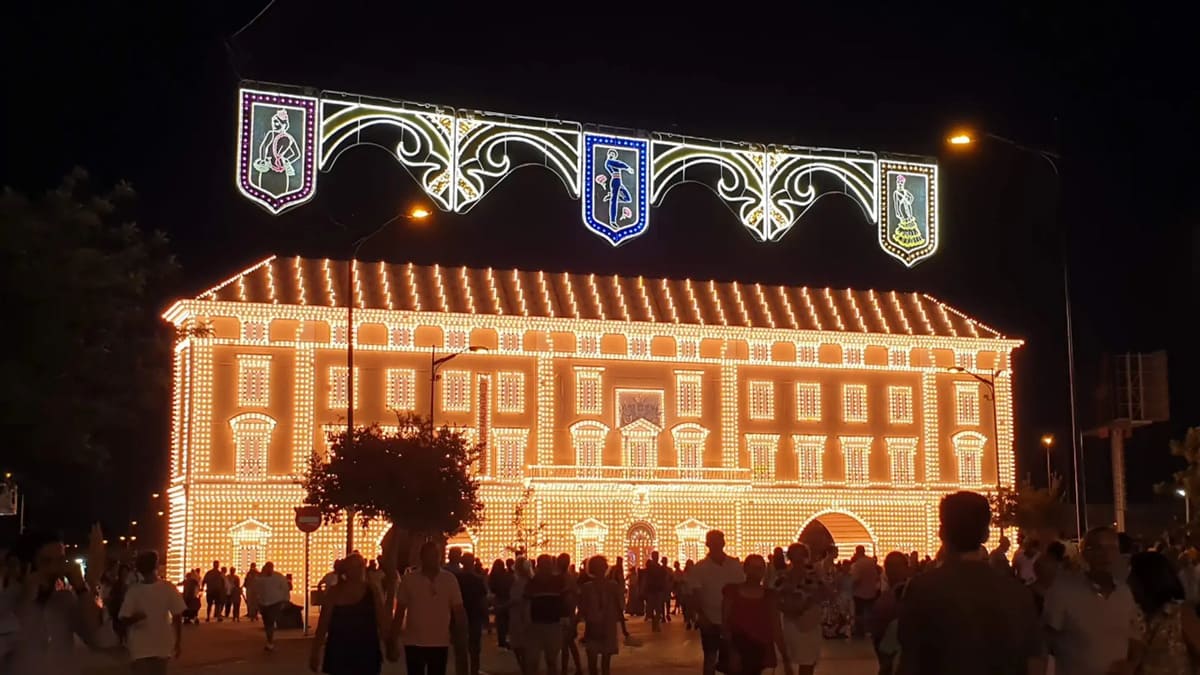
162, 256, 1021, 581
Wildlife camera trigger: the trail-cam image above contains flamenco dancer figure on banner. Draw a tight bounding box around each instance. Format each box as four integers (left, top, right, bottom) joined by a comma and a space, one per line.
601, 149, 635, 226
253, 109, 302, 196
890, 174, 926, 249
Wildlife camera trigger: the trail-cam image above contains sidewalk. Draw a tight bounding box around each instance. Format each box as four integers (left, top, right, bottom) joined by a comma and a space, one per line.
84, 612, 877, 674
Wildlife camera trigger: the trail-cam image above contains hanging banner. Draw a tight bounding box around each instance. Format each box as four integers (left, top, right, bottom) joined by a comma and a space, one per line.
234, 81, 939, 267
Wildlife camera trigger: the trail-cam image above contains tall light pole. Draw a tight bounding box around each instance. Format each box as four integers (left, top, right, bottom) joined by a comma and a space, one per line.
1041, 434, 1055, 488
341, 206, 430, 555
946, 130, 1083, 539
429, 346, 488, 430
1178, 488, 1191, 524
949, 367, 1007, 496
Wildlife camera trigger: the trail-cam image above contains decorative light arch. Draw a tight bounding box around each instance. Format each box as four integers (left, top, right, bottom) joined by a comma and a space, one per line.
236, 82, 939, 266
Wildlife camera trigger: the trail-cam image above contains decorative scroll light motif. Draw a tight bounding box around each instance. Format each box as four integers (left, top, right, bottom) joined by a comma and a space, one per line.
237, 82, 940, 263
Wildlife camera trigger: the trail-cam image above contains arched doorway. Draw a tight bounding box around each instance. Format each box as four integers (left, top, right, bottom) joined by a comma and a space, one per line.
626, 522, 656, 570
797, 511, 875, 560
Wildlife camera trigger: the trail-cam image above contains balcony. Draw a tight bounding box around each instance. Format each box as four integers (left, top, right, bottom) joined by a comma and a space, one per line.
525, 464, 752, 483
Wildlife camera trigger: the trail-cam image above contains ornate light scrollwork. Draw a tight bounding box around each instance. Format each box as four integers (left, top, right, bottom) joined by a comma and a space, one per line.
767, 152, 879, 240
454, 114, 581, 212
320, 97, 456, 211
651, 139, 770, 240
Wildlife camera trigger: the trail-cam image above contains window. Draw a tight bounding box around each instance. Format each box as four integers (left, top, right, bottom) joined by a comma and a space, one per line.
675, 371, 703, 418
570, 421, 609, 477
792, 435, 826, 485
955, 382, 980, 426
845, 346, 865, 365
386, 369, 417, 411
491, 428, 528, 479
797, 344, 818, 363
795, 382, 821, 421
843, 384, 868, 423
889, 348, 908, 367
243, 321, 267, 343
888, 386, 914, 424
229, 413, 275, 479
575, 367, 604, 415
953, 431, 987, 486
746, 434, 779, 482
497, 372, 525, 414
442, 370, 471, 412
573, 519, 608, 563
328, 366, 358, 410
886, 437, 918, 486
672, 423, 709, 477
839, 436, 873, 486
237, 355, 271, 407
748, 381, 775, 420
675, 519, 710, 565
955, 351, 975, 371
621, 420, 659, 470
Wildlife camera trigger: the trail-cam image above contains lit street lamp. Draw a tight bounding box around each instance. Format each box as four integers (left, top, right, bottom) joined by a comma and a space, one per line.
430, 346, 489, 429
1041, 434, 1055, 487
946, 129, 1082, 538
1178, 488, 1191, 523
948, 366, 1008, 496
341, 205, 431, 555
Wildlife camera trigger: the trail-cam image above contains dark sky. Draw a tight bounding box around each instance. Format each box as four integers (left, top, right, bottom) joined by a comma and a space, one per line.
3, 3, 1196, 528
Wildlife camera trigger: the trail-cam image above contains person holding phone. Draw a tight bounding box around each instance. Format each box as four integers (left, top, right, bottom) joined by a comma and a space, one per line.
0, 525, 106, 675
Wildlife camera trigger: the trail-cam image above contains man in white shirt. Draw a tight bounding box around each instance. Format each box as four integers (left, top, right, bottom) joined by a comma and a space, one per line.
119, 550, 184, 675
253, 562, 291, 651
687, 530, 744, 675
389, 541, 466, 675
1044, 526, 1141, 675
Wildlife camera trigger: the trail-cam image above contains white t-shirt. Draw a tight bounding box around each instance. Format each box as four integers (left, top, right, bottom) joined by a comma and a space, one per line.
398, 569, 463, 647
688, 554, 744, 625
320, 571, 339, 588
119, 580, 185, 661
254, 573, 291, 606
1044, 571, 1138, 675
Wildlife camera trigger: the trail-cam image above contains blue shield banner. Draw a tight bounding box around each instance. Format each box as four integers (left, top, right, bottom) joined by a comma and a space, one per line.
582, 133, 649, 246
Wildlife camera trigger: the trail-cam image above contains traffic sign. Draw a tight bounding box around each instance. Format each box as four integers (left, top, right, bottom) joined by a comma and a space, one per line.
295, 506, 322, 533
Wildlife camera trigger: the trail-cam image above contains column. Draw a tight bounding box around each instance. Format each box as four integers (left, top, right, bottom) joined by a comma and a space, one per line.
994, 371, 1015, 488
292, 346, 315, 476
921, 371, 939, 483
537, 356, 554, 466
721, 363, 738, 469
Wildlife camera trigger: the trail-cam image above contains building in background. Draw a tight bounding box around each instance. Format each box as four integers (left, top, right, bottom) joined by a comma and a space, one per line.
161, 256, 1021, 580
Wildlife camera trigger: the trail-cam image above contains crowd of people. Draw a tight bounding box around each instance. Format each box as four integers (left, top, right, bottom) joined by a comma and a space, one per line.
7, 491, 1200, 675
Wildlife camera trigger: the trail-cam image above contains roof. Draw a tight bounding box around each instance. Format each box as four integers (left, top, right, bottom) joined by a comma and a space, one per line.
189, 256, 1006, 340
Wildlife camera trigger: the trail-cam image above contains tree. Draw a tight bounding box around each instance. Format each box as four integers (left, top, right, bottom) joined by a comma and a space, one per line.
1160, 427, 1200, 533
304, 415, 484, 536
0, 169, 179, 534
505, 485, 549, 557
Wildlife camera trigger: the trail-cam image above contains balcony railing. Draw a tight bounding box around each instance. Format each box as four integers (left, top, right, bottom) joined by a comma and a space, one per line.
525, 464, 752, 482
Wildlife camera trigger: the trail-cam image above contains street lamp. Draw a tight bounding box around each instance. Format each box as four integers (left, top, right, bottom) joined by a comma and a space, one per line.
948, 366, 1008, 496
341, 205, 431, 555
945, 128, 1082, 538
1177, 488, 1191, 523
1041, 434, 1055, 488
429, 346, 489, 429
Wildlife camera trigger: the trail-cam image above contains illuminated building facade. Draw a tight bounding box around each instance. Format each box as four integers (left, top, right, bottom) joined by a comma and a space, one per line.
162, 255, 1021, 581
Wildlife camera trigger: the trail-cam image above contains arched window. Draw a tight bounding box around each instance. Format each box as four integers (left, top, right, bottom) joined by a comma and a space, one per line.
570, 421, 609, 478
952, 431, 987, 486
620, 419, 661, 479
229, 413, 276, 479
670, 423, 709, 478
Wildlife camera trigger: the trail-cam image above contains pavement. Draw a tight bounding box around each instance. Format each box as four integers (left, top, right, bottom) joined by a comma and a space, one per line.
83, 612, 877, 674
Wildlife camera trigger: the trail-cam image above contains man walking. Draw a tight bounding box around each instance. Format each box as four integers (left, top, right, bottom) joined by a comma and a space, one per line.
201, 561, 224, 623
898, 491, 1045, 674
688, 530, 744, 675
253, 562, 291, 651
390, 541, 467, 675
119, 550, 184, 675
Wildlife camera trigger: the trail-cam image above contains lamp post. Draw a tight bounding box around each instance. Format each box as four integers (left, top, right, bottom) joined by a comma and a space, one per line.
429, 346, 488, 430
342, 206, 430, 555
946, 130, 1083, 538
948, 366, 1007, 496
1178, 488, 1191, 524
1041, 434, 1055, 488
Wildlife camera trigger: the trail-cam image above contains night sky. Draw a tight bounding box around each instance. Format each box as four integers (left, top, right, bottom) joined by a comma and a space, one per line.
3, 3, 1196, 531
